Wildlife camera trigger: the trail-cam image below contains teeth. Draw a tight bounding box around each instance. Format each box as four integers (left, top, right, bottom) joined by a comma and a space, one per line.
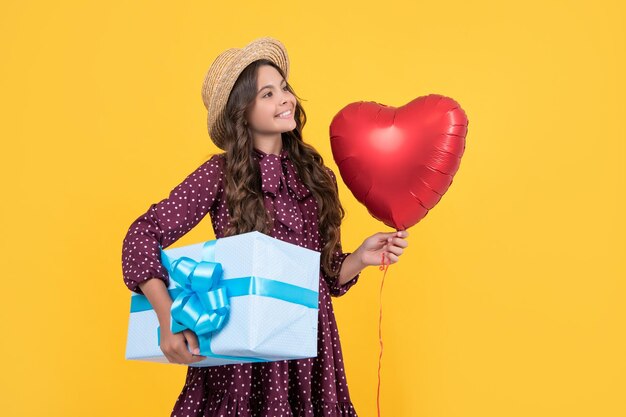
276, 110, 292, 117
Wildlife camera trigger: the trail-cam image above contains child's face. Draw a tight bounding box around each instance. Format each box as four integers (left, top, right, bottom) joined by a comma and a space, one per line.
246, 64, 296, 142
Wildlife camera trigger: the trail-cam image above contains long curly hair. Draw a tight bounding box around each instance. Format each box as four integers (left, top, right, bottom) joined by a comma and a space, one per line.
213, 59, 346, 280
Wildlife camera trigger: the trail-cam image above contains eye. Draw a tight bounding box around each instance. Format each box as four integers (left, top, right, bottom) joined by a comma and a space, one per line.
262, 85, 289, 98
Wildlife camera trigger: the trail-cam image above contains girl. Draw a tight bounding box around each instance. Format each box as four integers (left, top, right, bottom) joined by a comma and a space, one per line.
121, 37, 409, 417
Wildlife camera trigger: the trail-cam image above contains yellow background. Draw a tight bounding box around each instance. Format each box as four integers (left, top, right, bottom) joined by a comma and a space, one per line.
1, 0, 624, 416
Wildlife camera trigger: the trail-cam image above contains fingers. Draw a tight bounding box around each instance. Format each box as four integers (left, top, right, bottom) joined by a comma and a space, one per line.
162, 339, 190, 364
184, 329, 200, 355
387, 236, 408, 249
384, 242, 404, 256
160, 329, 207, 365
381, 230, 408, 264
378, 230, 409, 239
385, 233, 409, 252
183, 329, 206, 363
384, 252, 399, 263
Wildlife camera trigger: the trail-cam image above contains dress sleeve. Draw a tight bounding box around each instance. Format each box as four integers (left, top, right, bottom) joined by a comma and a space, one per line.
322, 167, 361, 298
121, 154, 223, 294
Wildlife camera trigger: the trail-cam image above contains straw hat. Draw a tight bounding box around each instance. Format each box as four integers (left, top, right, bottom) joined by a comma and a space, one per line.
201, 37, 290, 150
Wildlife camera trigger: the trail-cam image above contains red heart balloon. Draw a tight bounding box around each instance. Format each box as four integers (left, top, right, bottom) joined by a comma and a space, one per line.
329, 94, 469, 230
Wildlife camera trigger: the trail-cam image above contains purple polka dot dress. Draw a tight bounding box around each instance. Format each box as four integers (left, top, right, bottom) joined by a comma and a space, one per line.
121, 147, 361, 416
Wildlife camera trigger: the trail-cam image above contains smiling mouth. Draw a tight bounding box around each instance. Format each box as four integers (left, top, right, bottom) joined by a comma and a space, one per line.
275, 109, 293, 118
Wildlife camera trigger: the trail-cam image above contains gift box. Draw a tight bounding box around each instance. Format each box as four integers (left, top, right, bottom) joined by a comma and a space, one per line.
125, 231, 320, 367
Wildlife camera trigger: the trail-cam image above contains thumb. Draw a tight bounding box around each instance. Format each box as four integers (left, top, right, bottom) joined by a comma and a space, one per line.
183, 330, 200, 355
377, 231, 397, 242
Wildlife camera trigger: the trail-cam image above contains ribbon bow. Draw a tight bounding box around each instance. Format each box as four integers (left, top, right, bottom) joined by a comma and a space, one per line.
254, 147, 312, 234
160, 240, 230, 353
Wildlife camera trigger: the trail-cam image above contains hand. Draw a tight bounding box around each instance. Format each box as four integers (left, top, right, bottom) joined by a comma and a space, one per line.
159, 325, 207, 365
356, 230, 409, 267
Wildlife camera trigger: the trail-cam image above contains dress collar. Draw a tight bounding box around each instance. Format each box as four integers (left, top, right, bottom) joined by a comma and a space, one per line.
251, 146, 312, 233
252, 146, 289, 160
252, 146, 310, 200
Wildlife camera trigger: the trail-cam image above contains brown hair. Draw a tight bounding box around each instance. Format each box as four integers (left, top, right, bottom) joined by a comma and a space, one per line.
213, 59, 345, 280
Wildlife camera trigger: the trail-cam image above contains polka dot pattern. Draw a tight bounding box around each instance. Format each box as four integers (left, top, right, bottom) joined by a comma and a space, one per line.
121, 147, 361, 416
257, 148, 311, 234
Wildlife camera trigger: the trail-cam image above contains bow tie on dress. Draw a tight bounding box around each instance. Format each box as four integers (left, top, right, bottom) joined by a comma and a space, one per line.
253, 147, 312, 234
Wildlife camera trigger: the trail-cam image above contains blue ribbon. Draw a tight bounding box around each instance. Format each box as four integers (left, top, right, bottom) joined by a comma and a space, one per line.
162, 240, 230, 340
129, 239, 318, 361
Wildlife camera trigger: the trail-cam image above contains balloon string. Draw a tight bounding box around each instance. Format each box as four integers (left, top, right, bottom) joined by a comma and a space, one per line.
377, 251, 390, 417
